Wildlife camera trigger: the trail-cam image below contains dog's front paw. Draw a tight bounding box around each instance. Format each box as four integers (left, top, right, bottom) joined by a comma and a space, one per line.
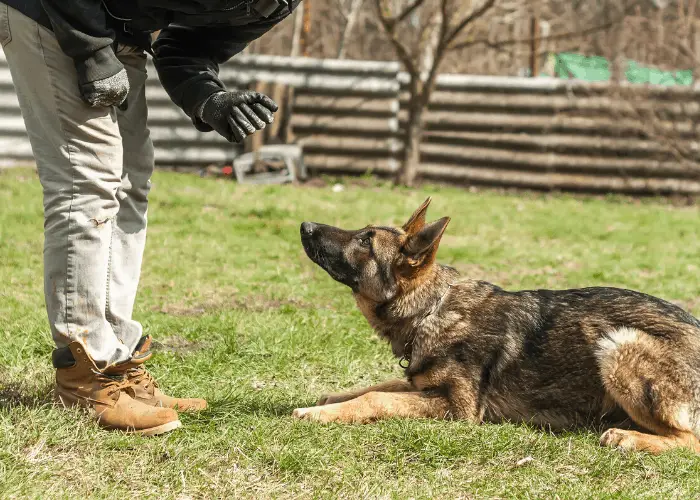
292, 406, 324, 423
292, 406, 343, 423
292, 407, 310, 419
600, 428, 638, 452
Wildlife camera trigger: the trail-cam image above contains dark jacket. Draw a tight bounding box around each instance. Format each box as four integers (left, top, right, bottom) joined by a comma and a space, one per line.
4, 0, 300, 130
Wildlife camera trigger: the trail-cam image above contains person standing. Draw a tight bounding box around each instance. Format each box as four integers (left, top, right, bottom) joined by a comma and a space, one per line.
0, 0, 299, 435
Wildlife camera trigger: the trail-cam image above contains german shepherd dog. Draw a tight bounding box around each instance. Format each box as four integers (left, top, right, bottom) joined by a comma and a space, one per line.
292, 198, 700, 454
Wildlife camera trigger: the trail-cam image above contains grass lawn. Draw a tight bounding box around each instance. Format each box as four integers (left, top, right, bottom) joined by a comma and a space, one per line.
1, 167, 700, 499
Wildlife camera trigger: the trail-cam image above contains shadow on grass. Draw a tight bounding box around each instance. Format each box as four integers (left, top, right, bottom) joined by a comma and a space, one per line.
185, 394, 300, 423
186, 394, 641, 436
0, 379, 300, 420
0, 382, 54, 411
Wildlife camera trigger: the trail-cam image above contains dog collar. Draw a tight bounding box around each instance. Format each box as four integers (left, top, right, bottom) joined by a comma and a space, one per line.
397, 282, 459, 370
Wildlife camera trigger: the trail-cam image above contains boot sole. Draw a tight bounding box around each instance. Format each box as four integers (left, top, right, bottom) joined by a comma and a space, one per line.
55, 392, 183, 436
135, 398, 208, 412
131, 419, 182, 436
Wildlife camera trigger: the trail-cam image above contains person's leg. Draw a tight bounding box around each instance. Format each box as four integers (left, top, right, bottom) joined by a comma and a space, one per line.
105, 44, 207, 412
107, 44, 154, 347
1, 4, 130, 367
0, 4, 180, 434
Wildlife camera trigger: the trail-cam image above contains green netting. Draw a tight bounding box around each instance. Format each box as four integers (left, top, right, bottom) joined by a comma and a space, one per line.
625, 60, 693, 86
553, 52, 610, 82
543, 52, 693, 86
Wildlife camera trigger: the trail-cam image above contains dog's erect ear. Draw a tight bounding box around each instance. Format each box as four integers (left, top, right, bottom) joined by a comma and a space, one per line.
402, 216, 450, 264
402, 197, 432, 235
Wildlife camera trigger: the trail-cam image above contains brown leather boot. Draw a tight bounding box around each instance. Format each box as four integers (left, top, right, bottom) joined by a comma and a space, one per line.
106, 336, 207, 412
53, 342, 182, 436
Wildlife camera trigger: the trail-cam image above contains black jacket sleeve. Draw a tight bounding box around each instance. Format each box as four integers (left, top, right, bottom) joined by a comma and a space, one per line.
152, 25, 246, 132
152, 3, 299, 131
39, 0, 123, 85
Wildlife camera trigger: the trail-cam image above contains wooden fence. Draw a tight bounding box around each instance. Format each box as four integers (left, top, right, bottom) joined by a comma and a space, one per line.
1, 51, 699, 194
402, 74, 700, 194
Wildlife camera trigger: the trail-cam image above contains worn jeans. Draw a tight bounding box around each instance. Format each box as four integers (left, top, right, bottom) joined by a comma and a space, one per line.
0, 5, 154, 367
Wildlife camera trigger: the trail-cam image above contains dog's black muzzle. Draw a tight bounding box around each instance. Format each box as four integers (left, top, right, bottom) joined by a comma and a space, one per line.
300, 222, 359, 290
300, 221, 317, 238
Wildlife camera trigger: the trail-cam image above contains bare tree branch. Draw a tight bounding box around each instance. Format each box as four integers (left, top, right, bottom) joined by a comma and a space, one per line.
376, 0, 427, 30
449, 20, 615, 52
439, 0, 450, 45
417, 0, 450, 103
396, 0, 427, 24
290, 5, 304, 57
416, 0, 499, 105
445, 0, 497, 47
448, 0, 643, 52
337, 0, 364, 58
676, 39, 700, 66
373, 0, 419, 74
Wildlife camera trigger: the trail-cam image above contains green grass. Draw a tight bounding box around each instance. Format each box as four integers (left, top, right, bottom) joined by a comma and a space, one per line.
1, 167, 700, 499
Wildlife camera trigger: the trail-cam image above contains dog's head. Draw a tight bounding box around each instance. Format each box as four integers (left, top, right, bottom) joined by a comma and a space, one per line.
300, 198, 450, 303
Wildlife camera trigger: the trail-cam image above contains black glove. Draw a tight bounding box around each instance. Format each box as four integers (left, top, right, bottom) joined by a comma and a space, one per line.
196, 90, 279, 142
79, 68, 130, 108
75, 47, 130, 108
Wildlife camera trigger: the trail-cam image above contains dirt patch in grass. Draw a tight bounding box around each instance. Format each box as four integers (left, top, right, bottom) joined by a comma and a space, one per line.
151, 336, 207, 354
301, 177, 328, 188
153, 294, 311, 317
0, 382, 53, 410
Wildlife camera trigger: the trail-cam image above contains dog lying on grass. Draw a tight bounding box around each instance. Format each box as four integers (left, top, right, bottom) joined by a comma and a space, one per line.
292, 197, 700, 455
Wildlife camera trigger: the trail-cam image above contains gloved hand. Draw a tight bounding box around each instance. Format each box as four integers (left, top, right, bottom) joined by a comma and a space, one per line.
79, 68, 130, 108
196, 90, 279, 142
75, 47, 130, 108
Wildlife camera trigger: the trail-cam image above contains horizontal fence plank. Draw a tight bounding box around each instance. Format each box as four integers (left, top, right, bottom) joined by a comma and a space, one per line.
402, 72, 700, 98
419, 143, 698, 179
0, 136, 34, 157
400, 112, 700, 139
404, 91, 700, 119
299, 135, 401, 154
421, 131, 679, 158
418, 163, 700, 195
294, 95, 399, 117
304, 155, 396, 174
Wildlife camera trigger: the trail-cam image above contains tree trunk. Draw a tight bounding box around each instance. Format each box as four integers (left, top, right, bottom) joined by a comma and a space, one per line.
693, 23, 700, 78
529, 16, 540, 77
301, 0, 312, 57
290, 5, 304, 57
338, 0, 363, 59
396, 103, 423, 187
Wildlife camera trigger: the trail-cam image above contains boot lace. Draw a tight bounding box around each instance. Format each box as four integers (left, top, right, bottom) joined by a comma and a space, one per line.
93, 370, 133, 398
127, 366, 159, 392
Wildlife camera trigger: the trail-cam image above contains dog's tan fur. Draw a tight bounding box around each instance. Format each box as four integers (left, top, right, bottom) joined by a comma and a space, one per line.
293, 199, 700, 455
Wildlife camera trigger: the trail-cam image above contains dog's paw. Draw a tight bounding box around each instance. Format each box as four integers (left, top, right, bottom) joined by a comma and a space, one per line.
292, 406, 327, 423
600, 428, 637, 451
292, 406, 349, 423
291, 407, 308, 419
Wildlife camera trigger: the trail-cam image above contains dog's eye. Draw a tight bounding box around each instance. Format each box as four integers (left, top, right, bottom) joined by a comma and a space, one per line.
360, 237, 371, 247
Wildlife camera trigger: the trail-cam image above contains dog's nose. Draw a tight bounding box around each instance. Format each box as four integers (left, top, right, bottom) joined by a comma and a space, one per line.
300, 222, 317, 236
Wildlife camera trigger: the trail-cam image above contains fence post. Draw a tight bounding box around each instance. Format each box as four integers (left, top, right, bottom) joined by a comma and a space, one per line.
529, 16, 540, 77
